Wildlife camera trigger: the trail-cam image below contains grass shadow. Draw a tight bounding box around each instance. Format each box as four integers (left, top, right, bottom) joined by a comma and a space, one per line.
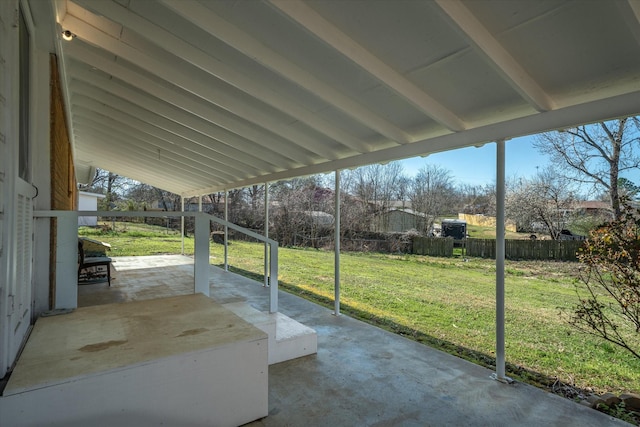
219, 264, 591, 400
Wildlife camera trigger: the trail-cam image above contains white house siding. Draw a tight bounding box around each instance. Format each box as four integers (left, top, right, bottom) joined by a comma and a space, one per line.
377, 209, 427, 233
78, 192, 105, 226
0, 0, 52, 377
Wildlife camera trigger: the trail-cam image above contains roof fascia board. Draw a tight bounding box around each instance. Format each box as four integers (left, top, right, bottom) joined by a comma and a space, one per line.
183, 89, 640, 196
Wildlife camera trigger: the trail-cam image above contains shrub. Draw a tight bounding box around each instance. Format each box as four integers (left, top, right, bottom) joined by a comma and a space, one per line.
570, 201, 640, 359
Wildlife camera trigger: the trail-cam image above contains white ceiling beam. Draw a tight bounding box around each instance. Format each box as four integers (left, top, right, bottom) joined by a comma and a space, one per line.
71, 100, 242, 180
69, 72, 279, 174
434, 0, 554, 112
74, 87, 258, 177
73, 0, 371, 154
73, 133, 216, 189
73, 118, 232, 183
160, 0, 412, 145
60, 12, 338, 161
71, 102, 238, 181
69, 65, 282, 173
629, 0, 640, 25
618, 0, 640, 47
73, 128, 225, 188
74, 146, 196, 194
73, 151, 204, 193
268, 0, 465, 133
63, 42, 308, 167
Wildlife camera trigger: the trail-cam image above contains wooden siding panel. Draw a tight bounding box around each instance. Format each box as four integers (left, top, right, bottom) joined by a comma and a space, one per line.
49, 54, 76, 308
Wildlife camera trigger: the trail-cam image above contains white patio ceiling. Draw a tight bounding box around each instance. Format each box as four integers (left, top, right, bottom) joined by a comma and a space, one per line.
47, 0, 640, 197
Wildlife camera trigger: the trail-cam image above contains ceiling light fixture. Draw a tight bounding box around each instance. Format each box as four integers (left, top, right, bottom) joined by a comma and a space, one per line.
61, 30, 75, 41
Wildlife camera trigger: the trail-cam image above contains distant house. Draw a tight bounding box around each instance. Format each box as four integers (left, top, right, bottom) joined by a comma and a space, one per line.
375, 208, 428, 233
78, 191, 106, 226
573, 201, 613, 218
149, 200, 176, 211
389, 200, 412, 210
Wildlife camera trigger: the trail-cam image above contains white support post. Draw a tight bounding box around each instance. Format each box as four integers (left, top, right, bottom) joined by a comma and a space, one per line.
264, 183, 269, 287
198, 195, 202, 212
194, 213, 210, 297
269, 242, 278, 313
492, 139, 512, 383
181, 196, 185, 255
55, 211, 78, 309
224, 190, 228, 271
334, 170, 341, 316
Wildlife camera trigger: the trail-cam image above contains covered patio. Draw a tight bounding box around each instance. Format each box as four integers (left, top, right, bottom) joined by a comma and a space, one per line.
54, 256, 636, 425
1, 0, 640, 425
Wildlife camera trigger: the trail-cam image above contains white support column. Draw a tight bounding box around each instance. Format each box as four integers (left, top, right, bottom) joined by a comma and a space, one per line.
55, 211, 78, 309
198, 195, 202, 212
180, 196, 185, 255
492, 139, 512, 383
194, 213, 210, 297
264, 183, 269, 287
224, 190, 229, 271
269, 243, 278, 313
334, 170, 341, 316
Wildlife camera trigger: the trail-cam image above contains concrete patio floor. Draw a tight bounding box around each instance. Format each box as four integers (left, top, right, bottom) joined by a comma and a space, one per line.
78, 255, 628, 427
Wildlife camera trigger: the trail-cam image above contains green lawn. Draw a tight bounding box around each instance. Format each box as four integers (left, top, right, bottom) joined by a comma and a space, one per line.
80, 223, 640, 397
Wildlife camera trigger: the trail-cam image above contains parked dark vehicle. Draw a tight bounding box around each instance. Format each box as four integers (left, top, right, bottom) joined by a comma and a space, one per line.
558, 229, 586, 241
441, 219, 467, 240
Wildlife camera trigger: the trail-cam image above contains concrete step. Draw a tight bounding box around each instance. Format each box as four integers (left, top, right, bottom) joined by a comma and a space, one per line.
223, 302, 317, 365
0, 295, 268, 427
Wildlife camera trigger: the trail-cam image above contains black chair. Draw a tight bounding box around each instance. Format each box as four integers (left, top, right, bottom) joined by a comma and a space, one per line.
78, 240, 112, 286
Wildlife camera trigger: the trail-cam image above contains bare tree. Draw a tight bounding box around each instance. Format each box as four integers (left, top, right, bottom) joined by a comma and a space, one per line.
534, 117, 640, 220
409, 164, 455, 234
394, 175, 411, 210
458, 183, 496, 216
506, 168, 577, 239
226, 187, 264, 230
331, 171, 368, 236
342, 162, 405, 232
270, 176, 332, 247
79, 168, 134, 210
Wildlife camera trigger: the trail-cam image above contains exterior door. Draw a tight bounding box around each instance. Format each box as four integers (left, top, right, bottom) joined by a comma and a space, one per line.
0, 0, 15, 376
6, 178, 34, 367
0, 0, 34, 375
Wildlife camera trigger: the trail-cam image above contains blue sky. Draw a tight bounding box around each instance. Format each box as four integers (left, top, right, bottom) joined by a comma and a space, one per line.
400, 135, 549, 186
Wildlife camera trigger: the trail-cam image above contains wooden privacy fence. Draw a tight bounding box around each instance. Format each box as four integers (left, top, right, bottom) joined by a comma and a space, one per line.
466, 239, 585, 261
412, 237, 454, 257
